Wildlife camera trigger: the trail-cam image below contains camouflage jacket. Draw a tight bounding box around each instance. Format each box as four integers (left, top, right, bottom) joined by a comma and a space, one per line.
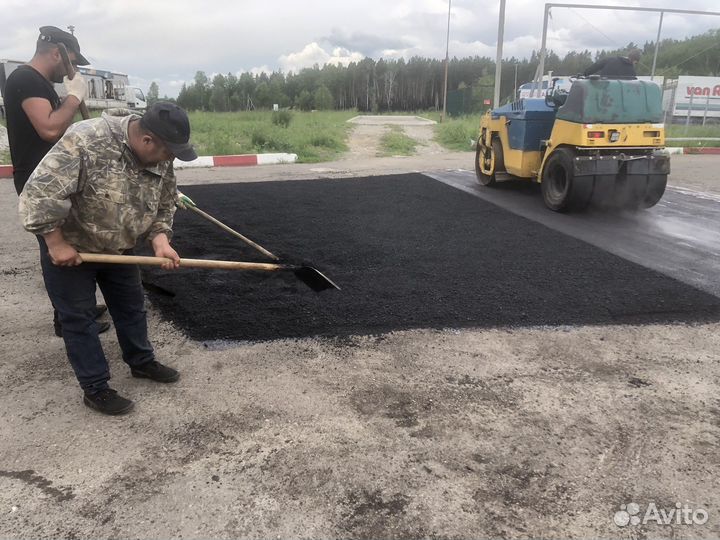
18, 112, 176, 254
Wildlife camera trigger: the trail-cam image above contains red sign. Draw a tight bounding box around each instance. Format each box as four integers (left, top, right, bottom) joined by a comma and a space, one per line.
686, 85, 720, 97
483, 99, 491, 105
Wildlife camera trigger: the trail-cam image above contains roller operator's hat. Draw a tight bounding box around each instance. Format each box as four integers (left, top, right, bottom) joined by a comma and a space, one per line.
38, 26, 90, 65
140, 102, 198, 162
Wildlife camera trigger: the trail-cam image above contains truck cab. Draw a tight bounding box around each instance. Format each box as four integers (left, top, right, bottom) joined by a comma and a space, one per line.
116, 86, 147, 109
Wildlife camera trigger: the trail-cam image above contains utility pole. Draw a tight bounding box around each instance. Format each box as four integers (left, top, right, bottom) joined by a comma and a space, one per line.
493, 0, 507, 108
651, 12, 664, 81
441, 0, 452, 122
67, 25, 75, 35
532, 5, 551, 97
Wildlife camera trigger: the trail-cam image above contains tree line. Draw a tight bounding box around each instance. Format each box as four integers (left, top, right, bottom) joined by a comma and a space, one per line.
170, 28, 720, 113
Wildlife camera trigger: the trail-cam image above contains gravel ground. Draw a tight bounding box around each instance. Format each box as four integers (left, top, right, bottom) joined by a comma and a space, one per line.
1, 124, 720, 538
0, 126, 9, 153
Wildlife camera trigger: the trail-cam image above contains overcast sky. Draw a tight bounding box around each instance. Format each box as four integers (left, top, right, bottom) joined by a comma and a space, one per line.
1, 0, 719, 97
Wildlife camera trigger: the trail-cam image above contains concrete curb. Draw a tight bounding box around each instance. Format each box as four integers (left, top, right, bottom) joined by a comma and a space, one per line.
0, 153, 298, 178
680, 147, 720, 155
666, 147, 720, 155
173, 152, 298, 169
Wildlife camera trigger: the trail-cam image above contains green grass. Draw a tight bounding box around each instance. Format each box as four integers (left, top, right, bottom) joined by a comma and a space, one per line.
666, 124, 720, 138
666, 123, 720, 147
434, 115, 481, 151
1, 110, 359, 164
6, 110, 720, 164
3, 109, 482, 165
432, 117, 720, 149
666, 140, 720, 147
378, 125, 417, 156
188, 110, 356, 162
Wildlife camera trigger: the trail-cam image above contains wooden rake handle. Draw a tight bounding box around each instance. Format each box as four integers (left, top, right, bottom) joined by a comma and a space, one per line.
186, 205, 279, 261
57, 43, 90, 120
79, 253, 286, 272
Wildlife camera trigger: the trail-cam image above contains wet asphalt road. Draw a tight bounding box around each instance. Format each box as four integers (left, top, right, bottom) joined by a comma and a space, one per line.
428, 170, 720, 299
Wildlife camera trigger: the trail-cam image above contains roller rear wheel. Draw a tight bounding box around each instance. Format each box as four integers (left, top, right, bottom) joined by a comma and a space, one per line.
541, 148, 593, 212
642, 174, 667, 208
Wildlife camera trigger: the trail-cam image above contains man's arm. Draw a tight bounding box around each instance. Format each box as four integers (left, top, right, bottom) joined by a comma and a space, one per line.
43, 228, 82, 266
22, 96, 81, 142
18, 129, 84, 247
21, 74, 88, 142
583, 58, 607, 77
147, 164, 180, 270
151, 233, 180, 270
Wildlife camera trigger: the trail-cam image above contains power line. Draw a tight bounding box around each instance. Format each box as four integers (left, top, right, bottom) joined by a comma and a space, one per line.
655, 39, 720, 76
568, 8, 618, 49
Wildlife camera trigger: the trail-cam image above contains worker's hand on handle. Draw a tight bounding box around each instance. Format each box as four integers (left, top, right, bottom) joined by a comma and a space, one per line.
44, 230, 82, 266
175, 191, 196, 210
63, 73, 87, 103
151, 233, 180, 270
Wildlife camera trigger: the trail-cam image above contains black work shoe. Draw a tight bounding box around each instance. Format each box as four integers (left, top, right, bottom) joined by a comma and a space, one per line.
55, 320, 112, 337
83, 388, 134, 415
97, 321, 111, 334
131, 361, 180, 383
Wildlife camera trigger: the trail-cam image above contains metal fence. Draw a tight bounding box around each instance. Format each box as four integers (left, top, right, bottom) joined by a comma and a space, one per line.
663, 81, 720, 131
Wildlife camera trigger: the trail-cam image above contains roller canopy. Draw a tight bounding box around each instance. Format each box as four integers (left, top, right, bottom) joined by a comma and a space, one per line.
556, 79, 663, 124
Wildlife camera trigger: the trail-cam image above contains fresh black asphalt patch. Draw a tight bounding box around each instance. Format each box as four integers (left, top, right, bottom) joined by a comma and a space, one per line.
142, 174, 720, 342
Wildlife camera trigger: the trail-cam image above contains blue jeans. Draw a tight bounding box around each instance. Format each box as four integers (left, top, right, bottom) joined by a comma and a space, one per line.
38, 237, 155, 392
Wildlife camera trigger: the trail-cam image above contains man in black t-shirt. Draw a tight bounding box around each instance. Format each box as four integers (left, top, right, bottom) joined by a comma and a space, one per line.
5, 26, 89, 194
6, 26, 110, 336
583, 49, 641, 80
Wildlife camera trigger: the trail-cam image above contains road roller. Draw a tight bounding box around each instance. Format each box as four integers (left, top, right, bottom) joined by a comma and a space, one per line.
475, 76, 670, 211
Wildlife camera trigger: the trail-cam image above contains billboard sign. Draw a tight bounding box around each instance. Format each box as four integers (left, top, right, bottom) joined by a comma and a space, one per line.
672, 76, 720, 118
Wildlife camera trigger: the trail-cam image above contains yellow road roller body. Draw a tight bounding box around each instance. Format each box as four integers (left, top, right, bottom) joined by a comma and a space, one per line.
475, 77, 670, 211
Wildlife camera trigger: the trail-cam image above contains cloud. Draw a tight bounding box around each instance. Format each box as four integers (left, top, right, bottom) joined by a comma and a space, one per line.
278, 42, 365, 72
1, 0, 717, 99
249, 65, 274, 76
322, 28, 410, 57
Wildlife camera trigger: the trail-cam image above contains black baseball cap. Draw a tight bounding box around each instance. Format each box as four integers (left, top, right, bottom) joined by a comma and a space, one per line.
140, 102, 197, 161
38, 26, 89, 65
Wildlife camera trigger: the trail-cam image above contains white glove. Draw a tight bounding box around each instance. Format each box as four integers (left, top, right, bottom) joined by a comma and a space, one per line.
63, 74, 87, 102
176, 191, 196, 210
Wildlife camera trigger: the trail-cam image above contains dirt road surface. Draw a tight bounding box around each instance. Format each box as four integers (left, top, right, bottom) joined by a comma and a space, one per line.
1, 119, 719, 539
0, 126, 9, 153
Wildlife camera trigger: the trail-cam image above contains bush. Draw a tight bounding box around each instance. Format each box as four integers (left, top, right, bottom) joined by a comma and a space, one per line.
379, 126, 417, 156
309, 133, 343, 150
435, 118, 480, 151
271, 110, 293, 128
250, 128, 292, 153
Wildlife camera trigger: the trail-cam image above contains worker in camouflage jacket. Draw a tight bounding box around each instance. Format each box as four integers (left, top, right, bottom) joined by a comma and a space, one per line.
19, 102, 197, 416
